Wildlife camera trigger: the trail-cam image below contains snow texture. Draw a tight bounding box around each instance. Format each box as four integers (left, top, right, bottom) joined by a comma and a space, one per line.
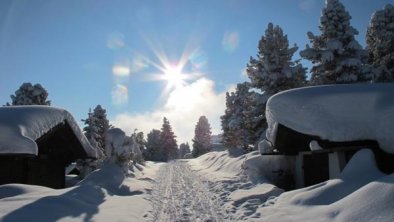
150, 161, 225, 222
266, 84, 394, 154
0, 106, 96, 157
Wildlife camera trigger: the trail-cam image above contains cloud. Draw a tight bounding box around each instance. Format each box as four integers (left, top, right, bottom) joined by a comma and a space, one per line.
111, 78, 230, 144
298, 0, 316, 13
222, 31, 240, 53
107, 32, 125, 50
111, 84, 128, 106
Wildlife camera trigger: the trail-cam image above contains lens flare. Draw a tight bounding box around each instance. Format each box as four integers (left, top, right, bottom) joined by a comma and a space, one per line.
222, 31, 240, 53
112, 84, 128, 106
112, 65, 130, 77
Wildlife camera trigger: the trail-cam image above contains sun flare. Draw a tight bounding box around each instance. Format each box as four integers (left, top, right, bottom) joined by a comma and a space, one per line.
162, 64, 187, 88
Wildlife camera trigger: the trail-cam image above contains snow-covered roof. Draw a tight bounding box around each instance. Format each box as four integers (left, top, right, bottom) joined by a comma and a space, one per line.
0, 106, 97, 157
266, 83, 394, 154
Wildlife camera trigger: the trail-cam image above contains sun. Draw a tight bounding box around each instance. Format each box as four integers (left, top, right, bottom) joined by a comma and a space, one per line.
162, 64, 187, 88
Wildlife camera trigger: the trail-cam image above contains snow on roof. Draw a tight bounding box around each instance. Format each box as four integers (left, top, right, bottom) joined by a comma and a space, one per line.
0, 106, 97, 157
266, 83, 394, 154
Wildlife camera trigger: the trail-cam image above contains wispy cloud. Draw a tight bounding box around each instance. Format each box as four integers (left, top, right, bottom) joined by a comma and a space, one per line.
222, 31, 240, 53
111, 78, 230, 144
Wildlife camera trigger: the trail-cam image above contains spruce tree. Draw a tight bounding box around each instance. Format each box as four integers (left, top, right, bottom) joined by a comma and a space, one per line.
82, 105, 110, 159
230, 82, 258, 152
366, 4, 394, 82
221, 92, 238, 148
192, 116, 212, 157
247, 23, 306, 95
131, 130, 145, 163
7, 82, 51, 106
242, 23, 305, 149
300, 0, 368, 84
179, 142, 191, 158
160, 117, 178, 161
145, 129, 164, 161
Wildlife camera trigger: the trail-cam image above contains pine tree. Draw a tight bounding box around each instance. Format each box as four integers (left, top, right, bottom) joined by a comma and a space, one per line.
230, 82, 258, 151
192, 116, 212, 157
145, 129, 164, 161
240, 23, 305, 149
7, 82, 51, 106
300, 0, 368, 85
160, 117, 178, 161
131, 130, 145, 164
82, 105, 110, 159
179, 142, 191, 158
247, 23, 306, 95
221, 83, 264, 152
366, 4, 394, 82
221, 92, 238, 148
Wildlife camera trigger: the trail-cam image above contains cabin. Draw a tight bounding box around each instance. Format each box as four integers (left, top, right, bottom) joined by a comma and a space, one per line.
0, 106, 97, 189
260, 84, 394, 189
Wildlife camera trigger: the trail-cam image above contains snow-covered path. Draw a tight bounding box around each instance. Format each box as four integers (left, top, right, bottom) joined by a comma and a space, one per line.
150, 160, 225, 222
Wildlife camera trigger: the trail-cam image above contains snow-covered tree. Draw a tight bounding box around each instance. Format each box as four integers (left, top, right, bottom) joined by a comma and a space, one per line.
221, 91, 238, 148
192, 116, 212, 157
160, 117, 178, 161
131, 130, 145, 164
145, 129, 165, 161
221, 83, 265, 152
300, 0, 369, 85
366, 4, 394, 82
82, 105, 110, 159
105, 128, 137, 173
179, 142, 191, 158
7, 82, 51, 106
229, 83, 258, 151
247, 23, 306, 95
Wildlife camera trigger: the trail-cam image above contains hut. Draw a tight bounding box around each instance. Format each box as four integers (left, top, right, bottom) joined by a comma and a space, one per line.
0, 106, 97, 189
260, 84, 394, 188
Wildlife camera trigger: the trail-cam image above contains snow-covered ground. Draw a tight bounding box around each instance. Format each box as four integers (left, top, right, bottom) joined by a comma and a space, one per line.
150, 161, 224, 222
0, 148, 393, 222
0, 162, 161, 222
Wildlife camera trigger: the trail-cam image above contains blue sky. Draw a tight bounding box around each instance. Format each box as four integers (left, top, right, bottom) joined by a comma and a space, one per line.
0, 0, 391, 143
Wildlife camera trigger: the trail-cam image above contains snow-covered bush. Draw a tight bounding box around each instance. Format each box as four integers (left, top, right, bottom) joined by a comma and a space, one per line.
7, 82, 51, 106
105, 128, 141, 173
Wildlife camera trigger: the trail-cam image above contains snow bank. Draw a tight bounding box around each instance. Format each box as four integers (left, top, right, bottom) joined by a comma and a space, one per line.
189, 150, 294, 184
266, 83, 394, 153
0, 106, 96, 157
0, 162, 160, 222
255, 149, 394, 222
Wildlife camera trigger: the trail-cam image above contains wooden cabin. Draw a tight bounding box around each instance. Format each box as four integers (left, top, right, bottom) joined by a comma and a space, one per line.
261, 84, 394, 189
269, 124, 394, 188
0, 106, 96, 189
